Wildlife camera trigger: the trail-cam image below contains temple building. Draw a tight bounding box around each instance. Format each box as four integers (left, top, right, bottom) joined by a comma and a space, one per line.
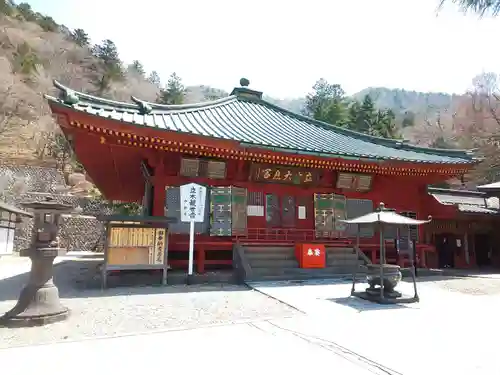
45, 79, 486, 277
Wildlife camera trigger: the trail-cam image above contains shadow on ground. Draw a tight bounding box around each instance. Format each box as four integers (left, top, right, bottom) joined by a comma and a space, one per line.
324, 296, 412, 312
0, 255, 245, 302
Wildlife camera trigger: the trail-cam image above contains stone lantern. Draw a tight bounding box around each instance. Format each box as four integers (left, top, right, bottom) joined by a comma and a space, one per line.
0, 197, 73, 327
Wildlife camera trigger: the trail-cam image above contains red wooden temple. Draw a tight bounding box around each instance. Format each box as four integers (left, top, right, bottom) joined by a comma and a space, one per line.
45, 79, 483, 277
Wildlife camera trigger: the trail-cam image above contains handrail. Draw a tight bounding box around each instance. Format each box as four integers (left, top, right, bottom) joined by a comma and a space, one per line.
232, 243, 252, 282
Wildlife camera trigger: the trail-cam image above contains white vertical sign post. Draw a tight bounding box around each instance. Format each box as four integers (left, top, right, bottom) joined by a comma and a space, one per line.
180, 183, 207, 278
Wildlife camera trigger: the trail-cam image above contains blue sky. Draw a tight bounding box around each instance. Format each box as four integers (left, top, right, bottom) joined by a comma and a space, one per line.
26, 0, 500, 98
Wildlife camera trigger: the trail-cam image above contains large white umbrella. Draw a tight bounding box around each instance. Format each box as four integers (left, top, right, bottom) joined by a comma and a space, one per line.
340, 208, 431, 226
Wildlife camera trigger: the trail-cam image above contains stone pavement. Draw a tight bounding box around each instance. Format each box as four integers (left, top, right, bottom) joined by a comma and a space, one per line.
0, 318, 381, 375
249, 279, 500, 375
2, 257, 498, 374
0, 251, 96, 280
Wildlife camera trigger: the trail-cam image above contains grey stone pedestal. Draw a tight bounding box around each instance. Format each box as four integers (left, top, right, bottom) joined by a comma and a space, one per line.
0, 252, 68, 327
0, 197, 73, 327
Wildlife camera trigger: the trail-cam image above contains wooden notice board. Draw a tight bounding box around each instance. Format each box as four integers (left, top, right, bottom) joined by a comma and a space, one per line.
99, 216, 173, 288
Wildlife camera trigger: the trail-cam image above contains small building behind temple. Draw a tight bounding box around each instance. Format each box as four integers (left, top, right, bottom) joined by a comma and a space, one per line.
0, 202, 32, 257
43, 78, 487, 279
425, 187, 500, 269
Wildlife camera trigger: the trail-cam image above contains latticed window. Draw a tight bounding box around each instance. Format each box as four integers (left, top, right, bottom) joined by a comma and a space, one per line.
179, 158, 226, 179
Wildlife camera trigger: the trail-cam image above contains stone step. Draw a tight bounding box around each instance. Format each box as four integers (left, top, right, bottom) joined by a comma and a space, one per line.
247, 266, 367, 282
327, 251, 358, 259
326, 247, 356, 253
251, 265, 362, 276
243, 246, 295, 253
248, 259, 299, 269
245, 252, 296, 261
326, 258, 361, 267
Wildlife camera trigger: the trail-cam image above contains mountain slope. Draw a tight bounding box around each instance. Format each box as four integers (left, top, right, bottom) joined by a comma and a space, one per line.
353, 87, 461, 118
0, 4, 466, 166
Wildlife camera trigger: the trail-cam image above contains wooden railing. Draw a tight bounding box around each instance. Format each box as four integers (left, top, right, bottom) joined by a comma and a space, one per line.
234, 228, 352, 245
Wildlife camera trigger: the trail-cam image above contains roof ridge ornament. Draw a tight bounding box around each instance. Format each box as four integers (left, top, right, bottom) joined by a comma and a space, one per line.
230, 77, 263, 99
131, 96, 153, 115
53, 80, 79, 105
240, 78, 250, 87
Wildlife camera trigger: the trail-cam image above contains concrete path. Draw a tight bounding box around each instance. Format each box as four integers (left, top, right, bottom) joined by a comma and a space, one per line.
249, 279, 500, 375
0, 319, 380, 375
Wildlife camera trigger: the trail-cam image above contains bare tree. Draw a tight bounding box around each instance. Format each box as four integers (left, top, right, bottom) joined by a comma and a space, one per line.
453, 73, 500, 184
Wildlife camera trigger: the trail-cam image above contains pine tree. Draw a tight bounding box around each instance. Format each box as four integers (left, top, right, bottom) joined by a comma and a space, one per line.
92, 39, 124, 93
157, 73, 185, 105
16, 2, 36, 21
148, 71, 161, 86
71, 29, 90, 47
304, 78, 345, 119
374, 109, 398, 138
92, 39, 121, 67
440, 0, 500, 16
128, 60, 145, 77
0, 0, 14, 15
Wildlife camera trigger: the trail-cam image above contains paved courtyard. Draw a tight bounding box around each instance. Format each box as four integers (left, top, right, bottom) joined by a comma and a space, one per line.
250, 276, 500, 375
1, 255, 500, 374
0, 255, 298, 348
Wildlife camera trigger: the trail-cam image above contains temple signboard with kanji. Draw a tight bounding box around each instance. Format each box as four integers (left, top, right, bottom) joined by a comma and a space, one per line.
250, 164, 319, 185
44, 78, 482, 276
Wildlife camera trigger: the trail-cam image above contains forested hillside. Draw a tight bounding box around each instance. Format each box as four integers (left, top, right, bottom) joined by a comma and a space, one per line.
1, 0, 499, 185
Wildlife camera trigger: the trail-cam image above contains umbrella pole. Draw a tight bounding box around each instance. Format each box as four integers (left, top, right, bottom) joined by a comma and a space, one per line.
379, 223, 385, 300
408, 226, 419, 300
350, 224, 360, 295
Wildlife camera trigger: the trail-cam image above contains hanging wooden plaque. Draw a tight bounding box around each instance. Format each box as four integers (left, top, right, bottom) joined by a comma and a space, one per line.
336, 172, 373, 192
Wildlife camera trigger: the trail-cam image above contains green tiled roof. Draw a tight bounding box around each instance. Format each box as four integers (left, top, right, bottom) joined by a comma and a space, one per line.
45, 80, 478, 165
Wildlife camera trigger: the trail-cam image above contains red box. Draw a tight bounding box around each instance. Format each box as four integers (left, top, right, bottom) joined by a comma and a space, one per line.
295, 243, 326, 268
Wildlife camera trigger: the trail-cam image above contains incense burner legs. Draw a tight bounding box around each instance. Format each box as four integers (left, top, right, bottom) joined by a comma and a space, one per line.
365, 264, 402, 298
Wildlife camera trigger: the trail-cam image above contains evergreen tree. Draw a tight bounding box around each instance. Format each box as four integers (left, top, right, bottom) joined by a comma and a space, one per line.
71, 29, 90, 47
128, 60, 145, 77
304, 78, 345, 119
347, 95, 375, 134
303, 79, 348, 126
16, 2, 36, 21
440, 0, 500, 16
318, 100, 348, 127
157, 73, 185, 105
0, 0, 14, 15
148, 71, 161, 86
92, 39, 124, 93
92, 39, 121, 67
374, 109, 398, 138
305, 79, 399, 139
37, 15, 58, 32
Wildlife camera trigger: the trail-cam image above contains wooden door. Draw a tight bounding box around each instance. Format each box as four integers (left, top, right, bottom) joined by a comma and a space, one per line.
281, 195, 296, 228
265, 194, 281, 227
